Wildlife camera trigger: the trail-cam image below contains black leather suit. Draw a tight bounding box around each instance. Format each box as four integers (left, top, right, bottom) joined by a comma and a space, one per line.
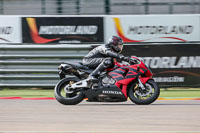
82, 44, 122, 70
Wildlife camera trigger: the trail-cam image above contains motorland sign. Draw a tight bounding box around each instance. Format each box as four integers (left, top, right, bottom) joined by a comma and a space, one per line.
0, 16, 22, 43
22, 17, 103, 43
105, 15, 200, 42
122, 44, 200, 87
139, 56, 200, 69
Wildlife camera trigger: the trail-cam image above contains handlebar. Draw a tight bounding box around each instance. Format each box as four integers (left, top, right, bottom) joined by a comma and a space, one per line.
129, 58, 141, 65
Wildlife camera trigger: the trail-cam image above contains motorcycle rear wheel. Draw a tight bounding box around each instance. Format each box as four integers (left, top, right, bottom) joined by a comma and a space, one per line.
128, 79, 160, 105
54, 77, 84, 105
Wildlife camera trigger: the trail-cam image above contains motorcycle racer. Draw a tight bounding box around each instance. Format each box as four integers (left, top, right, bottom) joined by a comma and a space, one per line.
56, 48, 160, 105
82, 36, 131, 81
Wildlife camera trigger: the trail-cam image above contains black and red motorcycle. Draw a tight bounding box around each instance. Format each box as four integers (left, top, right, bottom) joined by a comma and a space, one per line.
54, 56, 160, 105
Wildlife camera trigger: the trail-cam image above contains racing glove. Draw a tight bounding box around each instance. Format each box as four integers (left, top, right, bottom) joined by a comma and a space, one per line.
119, 55, 131, 62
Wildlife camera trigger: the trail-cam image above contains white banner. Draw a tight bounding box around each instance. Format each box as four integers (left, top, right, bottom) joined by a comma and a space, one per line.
105, 15, 200, 42
0, 16, 21, 43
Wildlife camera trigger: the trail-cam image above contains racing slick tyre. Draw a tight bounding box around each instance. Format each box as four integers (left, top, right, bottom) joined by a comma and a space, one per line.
128, 79, 160, 105
54, 77, 84, 105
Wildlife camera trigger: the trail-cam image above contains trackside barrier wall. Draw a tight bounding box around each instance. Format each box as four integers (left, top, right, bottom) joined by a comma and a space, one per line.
1, 43, 200, 88
0, 44, 91, 88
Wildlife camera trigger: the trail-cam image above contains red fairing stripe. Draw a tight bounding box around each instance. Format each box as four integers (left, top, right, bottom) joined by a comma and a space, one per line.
118, 68, 126, 72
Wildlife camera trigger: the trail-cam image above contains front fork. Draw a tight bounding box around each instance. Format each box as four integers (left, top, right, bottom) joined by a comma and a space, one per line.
137, 78, 146, 90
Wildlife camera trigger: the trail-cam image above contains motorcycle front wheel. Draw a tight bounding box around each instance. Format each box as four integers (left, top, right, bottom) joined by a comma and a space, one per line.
54, 77, 84, 105
128, 79, 160, 105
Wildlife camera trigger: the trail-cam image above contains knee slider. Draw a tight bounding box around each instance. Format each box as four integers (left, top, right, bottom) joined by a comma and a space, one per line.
103, 58, 114, 68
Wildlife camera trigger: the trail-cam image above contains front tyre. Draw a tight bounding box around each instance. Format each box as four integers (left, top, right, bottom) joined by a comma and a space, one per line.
128, 80, 160, 105
54, 77, 84, 105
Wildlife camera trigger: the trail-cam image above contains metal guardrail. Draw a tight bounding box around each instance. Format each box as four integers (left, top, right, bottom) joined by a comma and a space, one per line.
0, 44, 91, 88
1, 0, 200, 15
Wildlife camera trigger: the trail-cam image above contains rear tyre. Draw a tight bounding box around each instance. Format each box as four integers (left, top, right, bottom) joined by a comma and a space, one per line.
54, 77, 84, 105
128, 80, 160, 105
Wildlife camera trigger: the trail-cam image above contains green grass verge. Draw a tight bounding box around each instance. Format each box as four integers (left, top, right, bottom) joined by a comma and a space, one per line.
0, 88, 200, 98
160, 88, 200, 98
0, 88, 54, 98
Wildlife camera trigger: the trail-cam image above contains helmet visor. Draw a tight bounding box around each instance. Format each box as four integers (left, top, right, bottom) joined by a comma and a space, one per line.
118, 41, 123, 45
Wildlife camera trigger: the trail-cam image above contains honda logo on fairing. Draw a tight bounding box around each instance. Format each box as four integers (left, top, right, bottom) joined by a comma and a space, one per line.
102, 90, 123, 95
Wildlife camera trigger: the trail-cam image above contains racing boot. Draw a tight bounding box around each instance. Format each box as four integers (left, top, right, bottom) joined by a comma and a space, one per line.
87, 62, 106, 82
87, 58, 114, 87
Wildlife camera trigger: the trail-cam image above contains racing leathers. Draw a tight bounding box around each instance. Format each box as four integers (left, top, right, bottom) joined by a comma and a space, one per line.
82, 43, 129, 79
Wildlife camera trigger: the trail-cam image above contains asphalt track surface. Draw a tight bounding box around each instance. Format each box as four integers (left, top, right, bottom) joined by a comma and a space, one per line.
0, 99, 200, 132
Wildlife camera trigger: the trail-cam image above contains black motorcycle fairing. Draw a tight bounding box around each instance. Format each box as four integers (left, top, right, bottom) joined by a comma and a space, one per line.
65, 62, 92, 73
84, 85, 127, 102
59, 62, 93, 79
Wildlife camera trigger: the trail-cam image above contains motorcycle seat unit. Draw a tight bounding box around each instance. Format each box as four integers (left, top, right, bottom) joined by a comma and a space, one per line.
64, 62, 93, 73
